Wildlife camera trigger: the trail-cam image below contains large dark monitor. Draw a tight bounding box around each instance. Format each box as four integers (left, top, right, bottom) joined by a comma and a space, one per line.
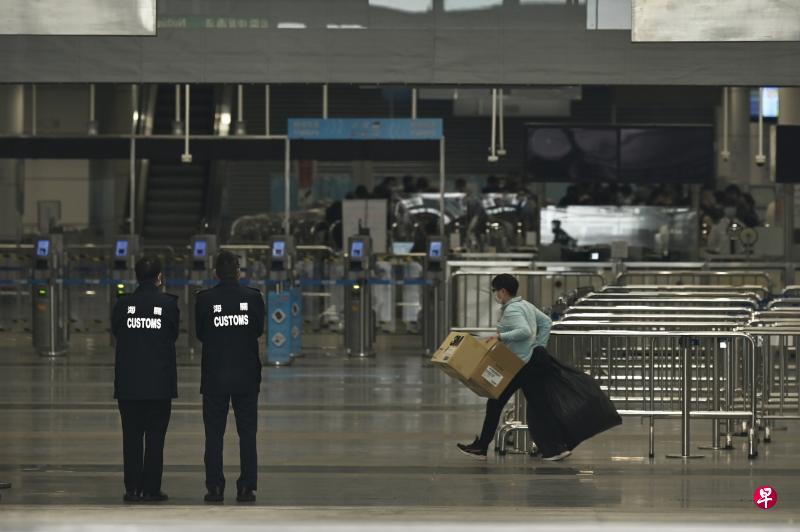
525, 126, 618, 182
619, 126, 713, 183
777, 126, 800, 183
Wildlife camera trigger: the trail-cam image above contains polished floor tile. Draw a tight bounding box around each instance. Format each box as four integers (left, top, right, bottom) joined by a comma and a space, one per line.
0, 333, 798, 529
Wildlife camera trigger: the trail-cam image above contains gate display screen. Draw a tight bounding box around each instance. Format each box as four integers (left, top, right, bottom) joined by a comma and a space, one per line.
36, 240, 50, 257
115, 240, 129, 258
272, 240, 285, 258
350, 240, 364, 258
429, 241, 442, 259
193, 240, 207, 258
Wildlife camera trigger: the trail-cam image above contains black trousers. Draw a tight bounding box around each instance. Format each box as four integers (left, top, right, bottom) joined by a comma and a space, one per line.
476, 350, 567, 456
117, 399, 172, 494
202, 392, 259, 492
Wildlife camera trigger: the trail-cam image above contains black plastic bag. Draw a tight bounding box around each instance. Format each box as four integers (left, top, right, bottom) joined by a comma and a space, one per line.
529, 346, 622, 451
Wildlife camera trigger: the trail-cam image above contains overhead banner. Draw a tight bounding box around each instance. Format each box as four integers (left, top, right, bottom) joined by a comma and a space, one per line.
632, 0, 800, 42
288, 118, 443, 141
0, 0, 156, 35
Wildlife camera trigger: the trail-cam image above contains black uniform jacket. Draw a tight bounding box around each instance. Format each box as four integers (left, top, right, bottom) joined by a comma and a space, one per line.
112, 283, 180, 400
195, 279, 265, 395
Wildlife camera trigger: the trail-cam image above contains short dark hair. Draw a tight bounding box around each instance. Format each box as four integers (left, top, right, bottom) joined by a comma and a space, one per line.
491, 274, 519, 297
215, 250, 240, 280
135, 257, 162, 284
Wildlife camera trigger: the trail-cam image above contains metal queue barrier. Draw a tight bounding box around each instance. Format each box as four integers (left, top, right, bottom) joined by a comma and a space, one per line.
521, 286, 760, 456
0, 244, 32, 331
31, 236, 69, 357
574, 297, 759, 309
616, 270, 773, 291
548, 329, 759, 459
767, 298, 800, 310
603, 284, 770, 300
446, 267, 606, 455
737, 324, 800, 443
344, 235, 375, 358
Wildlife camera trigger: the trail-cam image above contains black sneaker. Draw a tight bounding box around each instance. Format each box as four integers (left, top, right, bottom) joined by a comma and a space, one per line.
236, 487, 256, 503
142, 491, 169, 502
123, 490, 142, 503
457, 436, 488, 460
204, 486, 224, 503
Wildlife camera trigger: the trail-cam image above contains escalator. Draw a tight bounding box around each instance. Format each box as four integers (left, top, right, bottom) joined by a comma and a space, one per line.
141, 84, 216, 245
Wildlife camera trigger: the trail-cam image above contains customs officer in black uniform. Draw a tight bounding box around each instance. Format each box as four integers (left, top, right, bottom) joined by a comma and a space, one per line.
195, 250, 265, 503
112, 257, 179, 503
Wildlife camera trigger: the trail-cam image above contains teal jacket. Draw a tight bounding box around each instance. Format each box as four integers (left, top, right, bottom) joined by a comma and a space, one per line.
497, 297, 552, 363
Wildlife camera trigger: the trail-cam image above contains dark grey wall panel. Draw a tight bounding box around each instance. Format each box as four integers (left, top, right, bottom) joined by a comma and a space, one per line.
0, 1, 799, 85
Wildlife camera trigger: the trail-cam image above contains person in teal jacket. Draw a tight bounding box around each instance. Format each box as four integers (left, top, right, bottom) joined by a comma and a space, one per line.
457, 274, 571, 461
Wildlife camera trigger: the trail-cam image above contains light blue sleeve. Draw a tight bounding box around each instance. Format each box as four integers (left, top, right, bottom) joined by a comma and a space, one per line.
498, 306, 533, 343
533, 306, 552, 347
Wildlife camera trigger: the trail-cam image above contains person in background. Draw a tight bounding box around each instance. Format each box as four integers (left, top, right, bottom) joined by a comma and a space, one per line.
551, 220, 576, 248
706, 203, 744, 255
402, 175, 418, 194
112, 257, 179, 503
740, 193, 760, 228
482, 175, 502, 193
457, 274, 575, 461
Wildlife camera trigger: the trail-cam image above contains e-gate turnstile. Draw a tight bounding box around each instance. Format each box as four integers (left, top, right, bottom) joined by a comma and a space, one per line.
109, 235, 140, 344
187, 234, 218, 353
267, 236, 301, 366
32, 235, 69, 357
422, 236, 448, 356
344, 235, 375, 358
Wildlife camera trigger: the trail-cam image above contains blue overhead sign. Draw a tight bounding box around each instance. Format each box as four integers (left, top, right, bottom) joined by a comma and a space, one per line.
288, 118, 443, 140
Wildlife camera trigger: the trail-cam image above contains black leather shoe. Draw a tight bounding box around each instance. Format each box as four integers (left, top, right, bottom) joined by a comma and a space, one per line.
123, 490, 142, 503
142, 491, 169, 502
236, 488, 256, 503
204, 486, 224, 503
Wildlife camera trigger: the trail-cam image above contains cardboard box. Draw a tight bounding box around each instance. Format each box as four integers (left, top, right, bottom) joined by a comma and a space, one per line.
431, 332, 525, 399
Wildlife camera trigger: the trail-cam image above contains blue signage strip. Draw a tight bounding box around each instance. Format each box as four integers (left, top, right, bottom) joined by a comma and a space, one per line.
287, 118, 443, 141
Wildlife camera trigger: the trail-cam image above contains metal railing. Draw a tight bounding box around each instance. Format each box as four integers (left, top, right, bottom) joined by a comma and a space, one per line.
549, 329, 759, 459
737, 325, 800, 443
616, 270, 772, 290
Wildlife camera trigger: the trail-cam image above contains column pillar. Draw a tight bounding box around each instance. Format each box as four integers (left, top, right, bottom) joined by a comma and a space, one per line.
0, 85, 25, 241
717, 87, 751, 188
778, 88, 800, 264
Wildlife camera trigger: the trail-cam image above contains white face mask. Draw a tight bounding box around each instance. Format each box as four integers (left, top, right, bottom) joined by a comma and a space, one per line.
494, 292, 503, 304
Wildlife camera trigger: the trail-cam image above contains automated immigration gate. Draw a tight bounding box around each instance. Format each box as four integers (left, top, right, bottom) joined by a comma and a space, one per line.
267, 236, 301, 366
287, 118, 445, 357
344, 235, 375, 358
187, 234, 218, 353
109, 235, 140, 345
31, 235, 69, 357
422, 236, 448, 356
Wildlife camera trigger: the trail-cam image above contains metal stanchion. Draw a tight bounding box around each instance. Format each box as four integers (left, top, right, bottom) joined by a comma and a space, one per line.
667, 341, 704, 459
